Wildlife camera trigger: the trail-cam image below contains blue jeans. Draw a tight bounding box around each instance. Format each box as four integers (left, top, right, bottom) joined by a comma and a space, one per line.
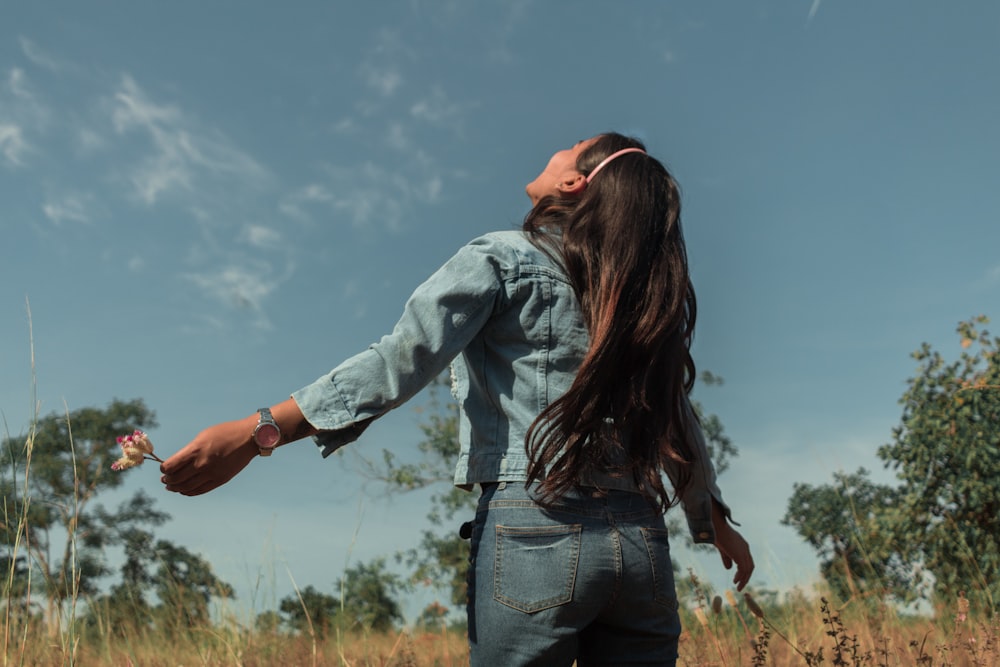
466, 482, 681, 666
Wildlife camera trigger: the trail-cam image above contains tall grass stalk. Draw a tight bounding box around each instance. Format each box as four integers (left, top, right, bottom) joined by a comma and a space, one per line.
3, 298, 40, 667
63, 399, 82, 667
287, 567, 318, 667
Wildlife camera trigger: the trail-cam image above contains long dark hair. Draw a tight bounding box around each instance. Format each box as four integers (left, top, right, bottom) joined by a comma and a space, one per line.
523, 132, 698, 512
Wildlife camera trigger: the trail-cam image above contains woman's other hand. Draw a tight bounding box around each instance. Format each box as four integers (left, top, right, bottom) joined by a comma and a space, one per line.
711, 499, 755, 591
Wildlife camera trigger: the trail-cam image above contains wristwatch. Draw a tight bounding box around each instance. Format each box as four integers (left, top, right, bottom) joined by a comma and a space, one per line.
252, 407, 281, 456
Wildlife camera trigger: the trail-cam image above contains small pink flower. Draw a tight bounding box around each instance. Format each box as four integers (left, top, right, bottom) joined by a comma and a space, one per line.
111, 429, 163, 471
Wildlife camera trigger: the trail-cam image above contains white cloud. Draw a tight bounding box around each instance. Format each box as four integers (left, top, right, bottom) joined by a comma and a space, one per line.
8, 68, 31, 99
983, 265, 1000, 286
42, 194, 92, 224
19, 37, 66, 72
332, 118, 357, 134
127, 256, 145, 272
185, 264, 277, 327
281, 158, 445, 229
807, 0, 822, 23
3, 67, 52, 134
243, 224, 282, 248
360, 63, 402, 97
0, 124, 28, 165
420, 175, 442, 203
325, 162, 408, 229
111, 75, 268, 205
409, 86, 465, 126
278, 183, 334, 220
76, 127, 106, 154
385, 122, 410, 151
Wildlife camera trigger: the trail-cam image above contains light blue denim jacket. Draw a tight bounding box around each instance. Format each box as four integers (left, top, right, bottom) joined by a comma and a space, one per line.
292, 231, 729, 543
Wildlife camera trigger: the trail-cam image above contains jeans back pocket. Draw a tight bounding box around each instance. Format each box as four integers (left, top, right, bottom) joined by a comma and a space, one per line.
493, 524, 582, 613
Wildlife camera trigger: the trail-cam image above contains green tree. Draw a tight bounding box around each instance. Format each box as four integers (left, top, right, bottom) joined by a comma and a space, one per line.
151, 539, 235, 631
278, 584, 340, 637
784, 316, 1000, 611
83, 531, 234, 637
337, 557, 403, 632
783, 469, 906, 603
0, 399, 160, 625
275, 559, 402, 635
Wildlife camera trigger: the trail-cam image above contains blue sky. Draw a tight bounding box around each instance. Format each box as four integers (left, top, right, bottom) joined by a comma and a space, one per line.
2, 1, 998, 622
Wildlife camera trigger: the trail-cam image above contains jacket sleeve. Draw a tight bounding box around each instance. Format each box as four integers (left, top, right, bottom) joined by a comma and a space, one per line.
290, 235, 510, 457
663, 397, 735, 544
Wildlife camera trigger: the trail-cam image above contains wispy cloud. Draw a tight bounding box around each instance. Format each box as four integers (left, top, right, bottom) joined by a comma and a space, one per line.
283, 162, 444, 230
983, 264, 1000, 286
42, 193, 93, 224
0, 66, 50, 166
19, 37, 67, 72
0, 124, 28, 166
8, 68, 32, 99
243, 224, 282, 248
486, 0, 534, 64
807, 0, 822, 24
75, 127, 106, 154
185, 264, 278, 328
360, 63, 402, 97
410, 86, 467, 127
111, 75, 268, 205
278, 183, 335, 221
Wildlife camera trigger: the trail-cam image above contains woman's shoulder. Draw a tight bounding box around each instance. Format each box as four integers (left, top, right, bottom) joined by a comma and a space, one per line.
468, 230, 558, 265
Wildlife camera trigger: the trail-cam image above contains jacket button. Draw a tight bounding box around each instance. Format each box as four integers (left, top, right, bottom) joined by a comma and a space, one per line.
698, 531, 711, 540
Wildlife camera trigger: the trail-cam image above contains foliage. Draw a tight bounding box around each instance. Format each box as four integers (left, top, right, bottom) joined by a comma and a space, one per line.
274, 558, 403, 636
784, 316, 1000, 612
337, 557, 404, 632
278, 584, 340, 637
783, 469, 905, 604
0, 397, 234, 636
0, 399, 159, 616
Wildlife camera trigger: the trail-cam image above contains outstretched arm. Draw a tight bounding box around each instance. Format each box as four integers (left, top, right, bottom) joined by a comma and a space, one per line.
160, 398, 316, 496
711, 498, 754, 591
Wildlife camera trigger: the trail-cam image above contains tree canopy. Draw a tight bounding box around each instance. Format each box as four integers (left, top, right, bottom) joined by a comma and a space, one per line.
784, 316, 1000, 612
1, 398, 233, 633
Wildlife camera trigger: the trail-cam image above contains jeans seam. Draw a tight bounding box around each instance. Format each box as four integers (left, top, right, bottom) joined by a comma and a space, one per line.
610, 513, 623, 608
641, 526, 678, 610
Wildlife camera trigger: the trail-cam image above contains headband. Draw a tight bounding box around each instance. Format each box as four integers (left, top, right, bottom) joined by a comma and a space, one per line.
585, 147, 647, 184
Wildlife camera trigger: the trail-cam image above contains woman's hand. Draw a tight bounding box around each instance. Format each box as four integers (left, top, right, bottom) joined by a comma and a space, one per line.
160, 415, 259, 496
712, 500, 755, 591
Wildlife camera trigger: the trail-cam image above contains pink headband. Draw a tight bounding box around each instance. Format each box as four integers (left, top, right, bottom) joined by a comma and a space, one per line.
585, 147, 647, 184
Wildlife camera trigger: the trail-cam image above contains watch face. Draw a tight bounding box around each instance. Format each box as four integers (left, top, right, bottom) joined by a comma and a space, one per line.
255, 423, 281, 448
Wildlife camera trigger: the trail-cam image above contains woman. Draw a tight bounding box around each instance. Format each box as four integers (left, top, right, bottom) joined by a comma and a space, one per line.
161, 132, 754, 665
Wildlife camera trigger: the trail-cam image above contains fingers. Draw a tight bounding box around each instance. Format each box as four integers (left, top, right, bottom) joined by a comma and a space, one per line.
714, 524, 755, 592
164, 478, 221, 496
732, 554, 755, 591
734, 565, 752, 591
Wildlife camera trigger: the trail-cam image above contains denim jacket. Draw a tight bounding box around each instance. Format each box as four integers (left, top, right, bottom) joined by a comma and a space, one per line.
292, 231, 729, 543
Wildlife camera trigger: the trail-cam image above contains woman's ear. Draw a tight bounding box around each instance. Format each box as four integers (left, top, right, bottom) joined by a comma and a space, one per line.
557, 173, 587, 196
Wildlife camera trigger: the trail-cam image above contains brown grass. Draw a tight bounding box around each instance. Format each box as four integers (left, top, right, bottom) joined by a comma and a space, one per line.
1, 592, 996, 666
679, 589, 999, 667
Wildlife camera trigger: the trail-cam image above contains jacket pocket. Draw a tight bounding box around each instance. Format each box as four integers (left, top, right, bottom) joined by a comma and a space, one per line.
493, 524, 582, 613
